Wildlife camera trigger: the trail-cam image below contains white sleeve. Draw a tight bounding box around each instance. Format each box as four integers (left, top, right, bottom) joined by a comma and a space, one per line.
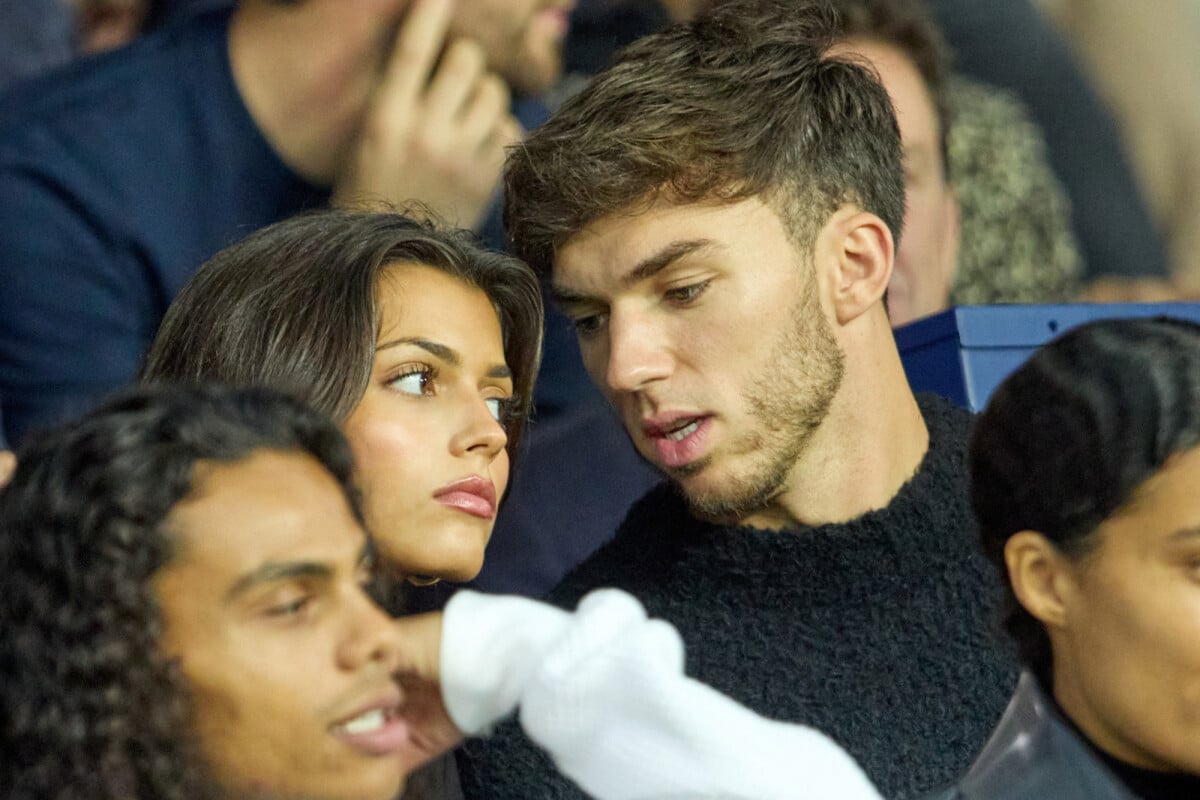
440, 589, 882, 800
439, 589, 572, 735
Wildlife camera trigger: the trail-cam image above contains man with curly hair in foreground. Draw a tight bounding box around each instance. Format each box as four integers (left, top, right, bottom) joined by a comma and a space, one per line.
0, 383, 460, 800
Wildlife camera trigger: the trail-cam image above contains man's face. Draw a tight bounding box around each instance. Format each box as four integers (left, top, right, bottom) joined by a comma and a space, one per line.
155, 449, 414, 800
834, 38, 959, 327
450, 0, 574, 94
554, 197, 844, 526
1051, 444, 1200, 774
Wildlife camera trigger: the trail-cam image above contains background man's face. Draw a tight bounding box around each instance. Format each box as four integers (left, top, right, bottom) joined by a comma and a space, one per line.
553, 197, 844, 524
154, 449, 414, 800
833, 37, 959, 326
450, 0, 573, 94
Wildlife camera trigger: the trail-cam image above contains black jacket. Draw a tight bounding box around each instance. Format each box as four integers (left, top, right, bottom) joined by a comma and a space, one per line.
923, 673, 1135, 800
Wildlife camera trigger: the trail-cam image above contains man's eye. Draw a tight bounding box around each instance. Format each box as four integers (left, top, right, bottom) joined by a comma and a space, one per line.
267, 595, 312, 618
388, 365, 436, 396
573, 313, 607, 337
665, 281, 710, 304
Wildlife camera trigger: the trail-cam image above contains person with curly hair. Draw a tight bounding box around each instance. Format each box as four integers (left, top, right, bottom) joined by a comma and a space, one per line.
928, 317, 1200, 798
0, 382, 460, 800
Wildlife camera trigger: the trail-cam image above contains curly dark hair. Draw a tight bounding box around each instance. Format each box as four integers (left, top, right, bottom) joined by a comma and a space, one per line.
969, 316, 1200, 686
504, 0, 904, 279
141, 209, 544, 474
0, 383, 365, 800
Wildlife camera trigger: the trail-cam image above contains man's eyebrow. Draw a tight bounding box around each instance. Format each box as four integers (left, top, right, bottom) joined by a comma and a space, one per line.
551, 239, 717, 306
375, 336, 511, 380
1166, 526, 1200, 544
225, 561, 333, 601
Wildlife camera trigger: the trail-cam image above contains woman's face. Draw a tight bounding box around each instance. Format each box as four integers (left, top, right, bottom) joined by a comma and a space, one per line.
1051, 444, 1200, 773
343, 263, 513, 583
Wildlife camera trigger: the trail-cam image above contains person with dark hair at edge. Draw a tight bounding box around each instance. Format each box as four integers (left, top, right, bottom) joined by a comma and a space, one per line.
458, 0, 1017, 797
925, 316, 1200, 800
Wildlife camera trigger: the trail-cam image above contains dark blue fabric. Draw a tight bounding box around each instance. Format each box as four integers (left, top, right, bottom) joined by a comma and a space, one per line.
928, 0, 1167, 281
0, 7, 327, 444
0, 0, 76, 95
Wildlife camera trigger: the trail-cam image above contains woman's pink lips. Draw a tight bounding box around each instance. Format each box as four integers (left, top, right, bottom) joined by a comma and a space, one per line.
433, 475, 497, 520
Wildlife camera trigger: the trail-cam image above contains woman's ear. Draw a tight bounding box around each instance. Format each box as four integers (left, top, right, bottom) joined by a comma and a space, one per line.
818, 210, 894, 326
1005, 530, 1073, 630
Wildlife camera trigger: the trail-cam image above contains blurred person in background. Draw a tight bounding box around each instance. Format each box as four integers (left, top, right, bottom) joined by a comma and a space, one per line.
0, 0, 566, 440
1037, 0, 1200, 297
828, 0, 1080, 326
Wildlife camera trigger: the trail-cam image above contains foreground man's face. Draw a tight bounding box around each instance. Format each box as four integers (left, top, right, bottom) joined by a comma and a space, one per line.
155, 449, 412, 800
554, 197, 844, 526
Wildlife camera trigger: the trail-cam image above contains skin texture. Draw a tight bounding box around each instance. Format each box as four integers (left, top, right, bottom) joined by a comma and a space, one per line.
155, 450, 418, 800
553, 197, 847, 527
832, 38, 959, 326
343, 263, 513, 583
1008, 444, 1200, 774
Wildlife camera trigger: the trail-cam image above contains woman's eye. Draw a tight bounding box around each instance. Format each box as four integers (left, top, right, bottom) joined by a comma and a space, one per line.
389, 366, 435, 396
485, 396, 517, 426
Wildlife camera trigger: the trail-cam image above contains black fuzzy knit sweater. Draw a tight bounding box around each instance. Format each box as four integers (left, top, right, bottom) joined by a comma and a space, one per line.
458, 394, 1018, 799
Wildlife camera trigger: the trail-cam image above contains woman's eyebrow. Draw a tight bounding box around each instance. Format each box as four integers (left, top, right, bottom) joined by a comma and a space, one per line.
377, 336, 512, 380
376, 337, 459, 364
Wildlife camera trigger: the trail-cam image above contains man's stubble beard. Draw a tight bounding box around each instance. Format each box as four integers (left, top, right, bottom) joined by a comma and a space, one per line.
676, 279, 845, 522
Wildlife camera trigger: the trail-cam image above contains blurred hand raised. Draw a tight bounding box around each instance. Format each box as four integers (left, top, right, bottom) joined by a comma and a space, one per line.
334, 0, 522, 230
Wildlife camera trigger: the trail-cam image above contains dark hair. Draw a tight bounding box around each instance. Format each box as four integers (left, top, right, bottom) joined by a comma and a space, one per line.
0, 383, 363, 800
504, 0, 904, 278
826, 0, 952, 177
970, 317, 1200, 685
142, 210, 544, 471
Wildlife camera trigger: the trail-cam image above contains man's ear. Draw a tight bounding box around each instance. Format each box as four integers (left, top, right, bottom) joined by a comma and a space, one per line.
941, 185, 962, 291
818, 209, 894, 326
1004, 530, 1073, 630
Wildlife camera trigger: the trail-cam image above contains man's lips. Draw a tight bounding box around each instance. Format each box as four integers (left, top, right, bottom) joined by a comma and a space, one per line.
433, 475, 497, 520
641, 414, 712, 469
331, 689, 410, 756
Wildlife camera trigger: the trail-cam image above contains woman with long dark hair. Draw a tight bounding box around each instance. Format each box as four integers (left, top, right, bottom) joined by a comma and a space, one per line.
143, 210, 543, 591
